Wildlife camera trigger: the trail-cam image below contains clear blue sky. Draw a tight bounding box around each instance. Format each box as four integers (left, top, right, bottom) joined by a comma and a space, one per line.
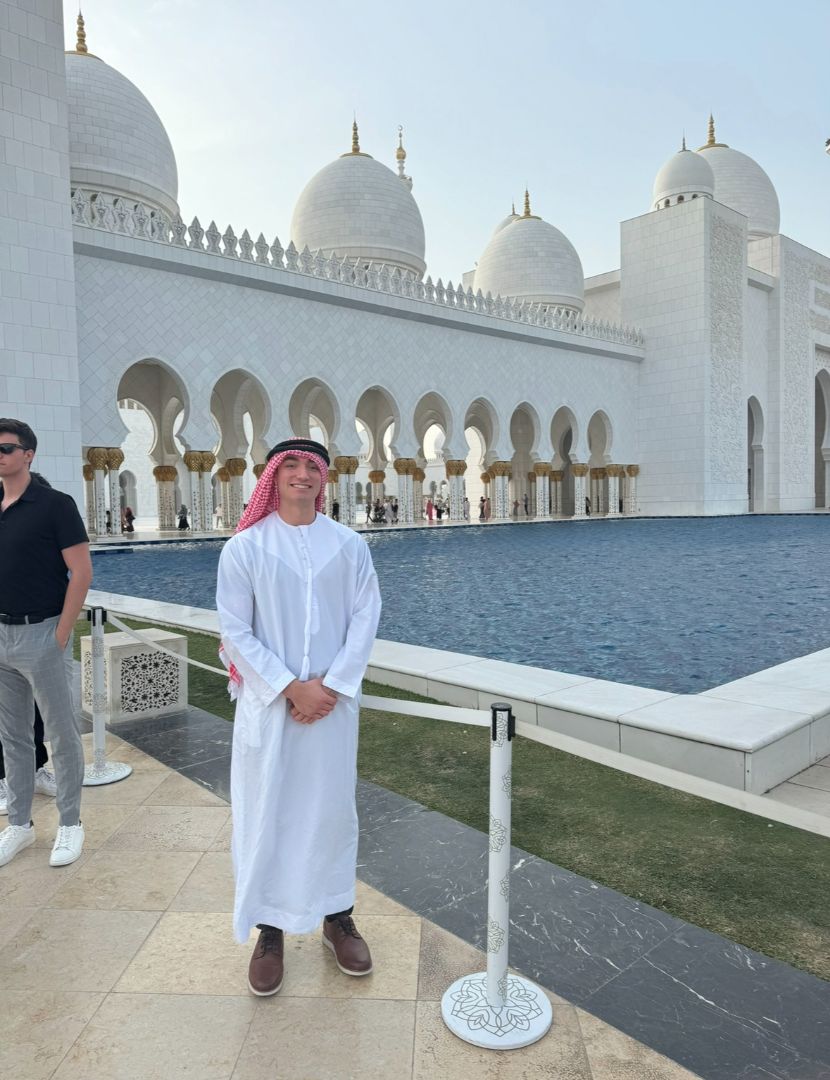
64, 0, 830, 279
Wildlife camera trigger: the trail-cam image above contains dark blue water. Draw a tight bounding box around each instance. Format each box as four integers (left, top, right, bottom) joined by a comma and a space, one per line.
90, 516, 830, 694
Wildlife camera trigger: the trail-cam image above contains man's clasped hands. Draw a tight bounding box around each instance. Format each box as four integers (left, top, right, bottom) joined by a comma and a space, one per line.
284, 677, 338, 725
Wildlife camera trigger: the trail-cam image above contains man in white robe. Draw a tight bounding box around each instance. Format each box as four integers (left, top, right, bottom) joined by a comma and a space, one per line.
216, 438, 381, 996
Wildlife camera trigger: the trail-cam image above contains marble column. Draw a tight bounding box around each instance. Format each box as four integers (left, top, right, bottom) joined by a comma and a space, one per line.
368, 470, 385, 508
200, 452, 216, 529
526, 471, 536, 517
445, 459, 467, 520
183, 451, 204, 531
534, 463, 551, 518
225, 457, 246, 529
598, 468, 608, 515
325, 467, 338, 518
216, 467, 230, 527
822, 450, 830, 509
334, 456, 358, 526
153, 465, 177, 529
625, 465, 639, 515
490, 461, 511, 520
480, 471, 491, 517
550, 470, 563, 517
106, 448, 124, 531
572, 463, 589, 518
82, 463, 96, 535
606, 465, 622, 517
86, 447, 109, 536
412, 467, 425, 520
393, 458, 416, 524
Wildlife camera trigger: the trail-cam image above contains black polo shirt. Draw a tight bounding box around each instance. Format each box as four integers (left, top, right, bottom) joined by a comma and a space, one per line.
0, 478, 89, 617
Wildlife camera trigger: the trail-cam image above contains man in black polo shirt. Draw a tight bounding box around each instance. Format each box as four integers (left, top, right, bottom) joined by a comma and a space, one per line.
0, 419, 92, 868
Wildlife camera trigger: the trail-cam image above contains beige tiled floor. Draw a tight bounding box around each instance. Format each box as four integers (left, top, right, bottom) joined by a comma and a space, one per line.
1, 736, 700, 1080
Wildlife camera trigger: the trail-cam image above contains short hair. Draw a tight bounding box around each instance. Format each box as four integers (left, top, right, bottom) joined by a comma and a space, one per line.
0, 418, 37, 452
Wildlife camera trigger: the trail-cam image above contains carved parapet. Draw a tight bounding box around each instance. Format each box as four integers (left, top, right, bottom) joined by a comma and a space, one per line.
86, 446, 109, 471
334, 456, 359, 475
368, 470, 386, 484
550, 470, 564, 482
392, 457, 416, 475
571, 463, 589, 478
216, 467, 230, 484
225, 456, 246, 477
82, 463, 94, 482
253, 463, 266, 479
444, 459, 467, 477
153, 465, 178, 482
200, 451, 216, 472
626, 464, 640, 477
533, 463, 551, 477
183, 451, 203, 473
490, 461, 511, 477
106, 447, 125, 470
412, 467, 426, 483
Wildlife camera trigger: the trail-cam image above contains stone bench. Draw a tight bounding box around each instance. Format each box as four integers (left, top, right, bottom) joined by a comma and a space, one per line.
81, 628, 188, 722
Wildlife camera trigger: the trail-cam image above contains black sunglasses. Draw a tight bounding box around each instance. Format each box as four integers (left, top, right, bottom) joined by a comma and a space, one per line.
0, 443, 29, 455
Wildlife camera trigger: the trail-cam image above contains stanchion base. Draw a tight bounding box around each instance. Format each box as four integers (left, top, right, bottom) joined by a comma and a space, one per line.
83, 761, 133, 787
441, 972, 553, 1050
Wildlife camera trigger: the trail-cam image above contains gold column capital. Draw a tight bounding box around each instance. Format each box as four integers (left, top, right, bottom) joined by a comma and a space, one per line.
216, 467, 230, 483
571, 463, 589, 477
533, 462, 551, 477
82, 463, 94, 482
183, 451, 203, 473
626, 464, 640, 477
225, 456, 246, 477
368, 470, 386, 484
252, 463, 266, 479
200, 451, 216, 472
392, 457, 416, 475
106, 447, 124, 470
153, 464, 178, 482
412, 467, 425, 483
334, 456, 359, 475
550, 470, 564, 482
86, 446, 109, 471
490, 461, 511, 477
444, 459, 467, 477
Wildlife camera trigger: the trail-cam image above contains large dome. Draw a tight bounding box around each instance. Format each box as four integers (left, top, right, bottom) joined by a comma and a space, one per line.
290, 125, 426, 278
652, 142, 714, 209
65, 21, 178, 218
696, 118, 779, 239
474, 194, 584, 311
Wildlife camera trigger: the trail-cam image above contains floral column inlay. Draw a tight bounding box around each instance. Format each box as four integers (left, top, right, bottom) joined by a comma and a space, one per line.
490, 462, 511, 520
225, 457, 246, 529
572, 464, 589, 518
412, 467, 425, 521
183, 451, 204, 531
216, 467, 230, 527
82, 463, 96, 534
334, 456, 358, 526
445, 460, 467, 520
550, 470, 563, 516
606, 465, 622, 516
393, 458, 416, 524
106, 448, 124, 530
200, 452, 216, 529
533, 463, 551, 518
625, 465, 639, 515
86, 447, 109, 536
153, 465, 177, 529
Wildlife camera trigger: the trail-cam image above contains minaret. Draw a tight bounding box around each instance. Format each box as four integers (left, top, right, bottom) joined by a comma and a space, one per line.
396, 126, 412, 189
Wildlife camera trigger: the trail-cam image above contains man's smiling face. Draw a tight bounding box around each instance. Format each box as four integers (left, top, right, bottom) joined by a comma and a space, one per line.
275, 454, 322, 509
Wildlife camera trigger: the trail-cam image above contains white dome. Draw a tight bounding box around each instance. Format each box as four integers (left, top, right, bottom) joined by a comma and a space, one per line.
696, 127, 779, 239
66, 52, 178, 218
291, 141, 426, 278
492, 210, 520, 236
652, 146, 714, 208
474, 207, 584, 311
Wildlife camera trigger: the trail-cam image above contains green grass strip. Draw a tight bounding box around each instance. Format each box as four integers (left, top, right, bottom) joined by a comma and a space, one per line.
74, 616, 830, 981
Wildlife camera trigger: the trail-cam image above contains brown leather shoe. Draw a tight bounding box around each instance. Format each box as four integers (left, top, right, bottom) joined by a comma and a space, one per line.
248, 925, 284, 996
322, 914, 373, 976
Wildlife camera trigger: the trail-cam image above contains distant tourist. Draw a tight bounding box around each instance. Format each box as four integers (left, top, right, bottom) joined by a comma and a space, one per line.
436, 501, 443, 522
216, 437, 381, 997
123, 506, 135, 532
391, 498, 398, 524
178, 504, 189, 529
426, 497, 434, 522
0, 418, 91, 869
213, 505, 223, 529
512, 498, 519, 518
463, 496, 470, 520
523, 492, 530, 516
105, 508, 112, 534
478, 496, 485, 521
484, 497, 492, 520
585, 496, 591, 516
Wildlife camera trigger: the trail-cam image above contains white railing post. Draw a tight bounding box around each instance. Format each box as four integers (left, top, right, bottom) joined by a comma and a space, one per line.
83, 606, 133, 787
442, 702, 552, 1050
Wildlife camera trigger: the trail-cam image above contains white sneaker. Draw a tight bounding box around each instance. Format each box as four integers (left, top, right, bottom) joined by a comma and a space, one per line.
0, 823, 35, 866
50, 822, 84, 867
34, 767, 57, 797
0, 778, 7, 816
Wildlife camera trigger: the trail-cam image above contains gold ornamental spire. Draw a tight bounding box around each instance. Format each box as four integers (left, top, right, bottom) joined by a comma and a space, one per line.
396, 125, 406, 162
76, 10, 88, 53
523, 189, 531, 216
698, 113, 728, 151
681, 133, 687, 151
352, 119, 360, 154
511, 201, 516, 215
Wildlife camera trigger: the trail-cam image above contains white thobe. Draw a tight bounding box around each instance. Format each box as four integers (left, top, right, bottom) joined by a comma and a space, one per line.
216, 512, 381, 940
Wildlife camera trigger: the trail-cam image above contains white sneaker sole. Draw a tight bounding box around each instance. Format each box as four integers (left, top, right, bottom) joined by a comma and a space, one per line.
50, 836, 84, 867
247, 977, 283, 997
322, 933, 374, 976
0, 829, 35, 867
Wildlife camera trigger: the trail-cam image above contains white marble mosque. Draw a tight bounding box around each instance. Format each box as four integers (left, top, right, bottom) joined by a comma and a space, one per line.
5, 9, 830, 534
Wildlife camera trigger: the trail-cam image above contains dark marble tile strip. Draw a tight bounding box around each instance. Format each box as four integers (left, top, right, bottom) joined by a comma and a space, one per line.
102, 713, 830, 1080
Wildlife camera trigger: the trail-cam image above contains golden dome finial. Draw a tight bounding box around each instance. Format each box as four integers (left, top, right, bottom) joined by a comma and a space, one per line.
681, 133, 687, 151
707, 113, 716, 147
351, 119, 360, 155
523, 189, 531, 217
76, 10, 88, 54
511, 201, 516, 216
396, 125, 406, 162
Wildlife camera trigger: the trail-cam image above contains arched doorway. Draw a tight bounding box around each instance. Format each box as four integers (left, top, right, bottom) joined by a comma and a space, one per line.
509, 402, 541, 518
551, 406, 578, 516
747, 396, 765, 512
464, 397, 500, 511
816, 370, 830, 509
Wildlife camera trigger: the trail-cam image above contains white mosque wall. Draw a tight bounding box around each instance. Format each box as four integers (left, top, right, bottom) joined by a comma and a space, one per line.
0, 0, 83, 508
583, 271, 622, 325
72, 232, 643, 478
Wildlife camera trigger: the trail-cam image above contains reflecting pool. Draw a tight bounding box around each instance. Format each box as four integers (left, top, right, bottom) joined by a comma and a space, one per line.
90, 516, 830, 694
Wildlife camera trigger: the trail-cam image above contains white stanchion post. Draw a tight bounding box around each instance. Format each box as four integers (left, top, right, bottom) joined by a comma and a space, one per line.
441, 702, 552, 1050
83, 607, 133, 787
